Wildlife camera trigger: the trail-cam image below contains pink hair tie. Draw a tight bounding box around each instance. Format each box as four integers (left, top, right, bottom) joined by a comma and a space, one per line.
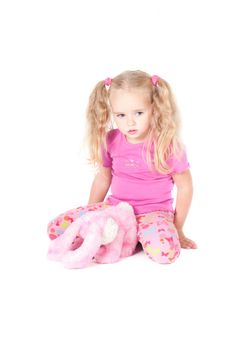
151, 75, 159, 86
104, 77, 112, 86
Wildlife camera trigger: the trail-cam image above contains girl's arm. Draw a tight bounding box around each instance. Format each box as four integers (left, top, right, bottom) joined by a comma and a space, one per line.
172, 169, 193, 231
88, 165, 112, 205
172, 169, 197, 249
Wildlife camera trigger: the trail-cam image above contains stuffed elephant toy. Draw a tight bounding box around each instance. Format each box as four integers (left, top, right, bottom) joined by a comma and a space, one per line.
47, 202, 138, 268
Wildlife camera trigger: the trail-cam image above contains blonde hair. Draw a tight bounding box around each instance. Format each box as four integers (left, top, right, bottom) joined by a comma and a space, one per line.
85, 70, 185, 174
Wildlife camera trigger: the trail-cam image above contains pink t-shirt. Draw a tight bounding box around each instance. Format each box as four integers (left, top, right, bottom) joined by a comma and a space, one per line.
101, 129, 190, 215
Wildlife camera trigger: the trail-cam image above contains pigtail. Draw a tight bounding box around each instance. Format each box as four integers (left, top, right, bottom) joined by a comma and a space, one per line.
85, 80, 112, 170
148, 78, 184, 173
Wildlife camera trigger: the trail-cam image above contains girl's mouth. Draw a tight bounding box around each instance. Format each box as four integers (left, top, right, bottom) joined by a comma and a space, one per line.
128, 130, 137, 134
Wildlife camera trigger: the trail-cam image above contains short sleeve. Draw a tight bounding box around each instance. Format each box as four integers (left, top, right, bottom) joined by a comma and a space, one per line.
167, 148, 190, 175
101, 144, 112, 168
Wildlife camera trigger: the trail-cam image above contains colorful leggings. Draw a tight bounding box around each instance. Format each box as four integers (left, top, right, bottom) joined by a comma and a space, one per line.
47, 202, 181, 264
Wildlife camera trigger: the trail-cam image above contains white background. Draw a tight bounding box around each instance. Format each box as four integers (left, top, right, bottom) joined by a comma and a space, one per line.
0, 0, 231, 349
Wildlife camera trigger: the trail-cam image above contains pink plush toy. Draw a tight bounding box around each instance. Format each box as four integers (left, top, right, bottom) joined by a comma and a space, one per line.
47, 202, 138, 268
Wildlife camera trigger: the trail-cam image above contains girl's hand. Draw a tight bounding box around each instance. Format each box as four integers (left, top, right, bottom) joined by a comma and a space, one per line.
177, 230, 198, 249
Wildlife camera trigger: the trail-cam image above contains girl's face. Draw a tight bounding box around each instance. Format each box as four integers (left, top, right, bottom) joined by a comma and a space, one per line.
109, 88, 154, 144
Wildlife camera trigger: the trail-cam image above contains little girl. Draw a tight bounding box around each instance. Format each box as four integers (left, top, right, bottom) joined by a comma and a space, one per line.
47, 70, 197, 264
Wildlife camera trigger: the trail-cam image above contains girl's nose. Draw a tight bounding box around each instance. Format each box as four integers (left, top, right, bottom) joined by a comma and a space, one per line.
127, 116, 136, 126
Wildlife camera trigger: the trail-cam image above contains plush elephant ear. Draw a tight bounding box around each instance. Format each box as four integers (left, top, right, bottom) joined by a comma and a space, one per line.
101, 218, 119, 244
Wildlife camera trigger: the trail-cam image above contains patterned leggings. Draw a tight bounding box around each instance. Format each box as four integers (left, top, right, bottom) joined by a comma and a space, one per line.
47, 202, 181, 264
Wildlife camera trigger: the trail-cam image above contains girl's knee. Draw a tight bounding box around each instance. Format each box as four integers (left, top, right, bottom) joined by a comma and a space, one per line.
47, 202, 111, 240
47, 213, 75, 240
142, 241, 181, 264
46, 205, 91, 240
137, 215, 181, 264
47, 219, 66, 240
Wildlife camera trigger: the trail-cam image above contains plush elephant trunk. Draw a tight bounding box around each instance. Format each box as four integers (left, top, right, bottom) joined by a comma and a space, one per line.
61, 222, 101, 268
61, 217, 118, 269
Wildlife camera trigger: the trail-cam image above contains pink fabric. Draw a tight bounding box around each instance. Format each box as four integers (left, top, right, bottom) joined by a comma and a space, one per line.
101, 129, 190, 215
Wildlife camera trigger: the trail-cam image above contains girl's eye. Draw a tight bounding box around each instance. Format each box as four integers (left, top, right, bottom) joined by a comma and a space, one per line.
115, 112, 143, 118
